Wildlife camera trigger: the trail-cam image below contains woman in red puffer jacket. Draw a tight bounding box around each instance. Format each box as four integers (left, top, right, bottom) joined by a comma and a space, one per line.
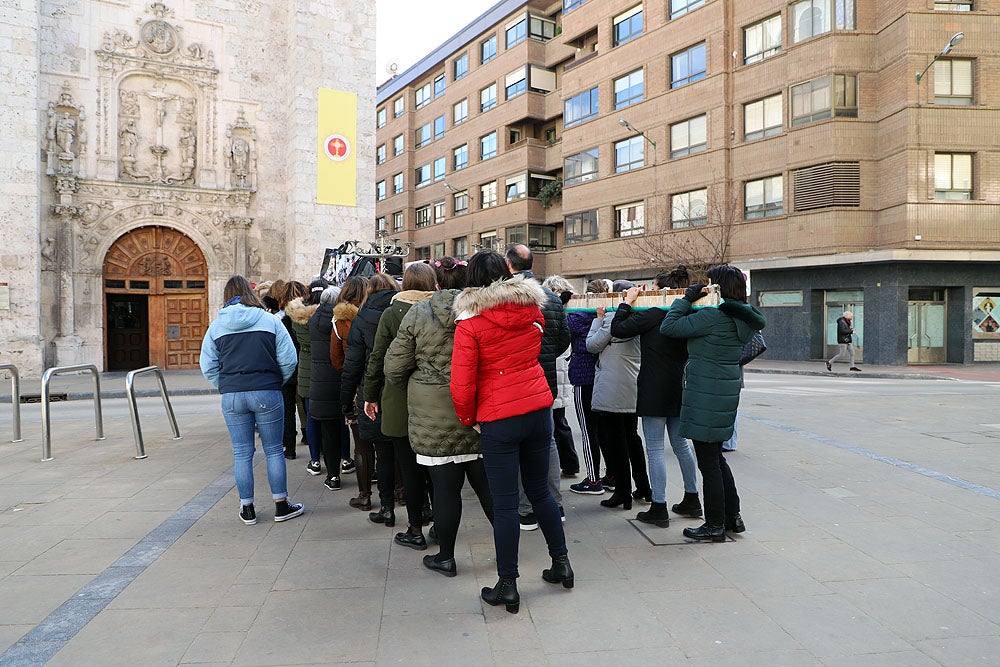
450, 250, 573, 615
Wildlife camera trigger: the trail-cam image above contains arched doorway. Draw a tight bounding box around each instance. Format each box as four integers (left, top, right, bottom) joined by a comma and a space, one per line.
103, 226, 209, 370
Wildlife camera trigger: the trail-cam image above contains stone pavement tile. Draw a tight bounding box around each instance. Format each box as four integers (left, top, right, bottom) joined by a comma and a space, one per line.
820, 518, 993, 563
14, 537, 138, 575
549, 647, 688, 666
381, 562, 484, 616
7, 497, 124, 525
734, 497, 838, 543
605, 545, 722, 592
764, 491, 888, 527
181, 631, 247, 664
897, 557, 1000, 623
0, 524, 78, 561
234, 588, 383, 665
701, 552, 832, 597
72, 509, 174, 539
526, 579, 669, 654
491, 649, 549, 666
272, 538, 389, 591
203, 606, 261, 633
62, 478, 158, 500
686, 649, 821, 666
754, 593, 910, 658
46, 607, 213, 667
483, 597, 544, 654
886, 500, 1000, 534
297, 506, 389, 542
377, 612, 491, 664
914, 635, 1000, 666
0, 574, 91, 624
224, 583, 272, 607
0, 484, 66, 509
0, 560, 22, 578
0, 624, 34, 654
161, 526, 267, 561
828, 578, 999, 641
234, 563, 282, 586
108, 557, 245, 609
821, 650, 940, 667
763, 539, 899, 582
639, 587, 801, 659
112, 486, 205, 512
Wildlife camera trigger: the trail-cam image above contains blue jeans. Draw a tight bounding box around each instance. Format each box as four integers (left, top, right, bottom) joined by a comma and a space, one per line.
722, 416, 738, 451
221, 390, 288, 504
481, 408, 567, 580
301, 397, 322, 462
642, 416, 699, 502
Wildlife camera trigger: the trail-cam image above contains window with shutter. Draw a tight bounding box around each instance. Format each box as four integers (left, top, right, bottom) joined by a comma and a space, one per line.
792, 162, 860, 211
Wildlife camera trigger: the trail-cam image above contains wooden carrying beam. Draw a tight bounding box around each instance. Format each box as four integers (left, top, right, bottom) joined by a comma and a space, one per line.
566, 285, 720, 312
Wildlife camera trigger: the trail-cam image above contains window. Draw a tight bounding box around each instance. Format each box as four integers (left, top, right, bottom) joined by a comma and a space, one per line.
671, 43, 707, 88
415, 205, 431, 228
480, 84, 497, 112
453, 191, 469, 215
433, 157, 446, 182
506, 173, 527, 200
393, 134, 404, 156
671, 189, 707, 228
415, 163, 431, 187
792, 162, 860, 211
376, 144, 386, 164
614, 69, 644, 109
433, 201, 446, 224
479, 231, 499, 251
529, 16, 556, 41
935, 1, 972, 9
480, 131, 497, 160
759, 291, 804, 307
613, 7, 643, 46
376, 180, 386, 201
791, 74, 857, 126
453, 99, 468, 125
565, 87, 599, 127
454, 54, 468, 80
376, 107, 386, 128
393, 211, 404, 232
415, 246, 431, 261
564, 0, 590, 12
744, 94, 782, 140
510, 128, 522, 144
415, 82, 432, 109
454, 236, 469, 259
376, 216, 386, 232
670, 115, 707, 157
614, 136, 645, 173
481, 35, 497, 63
935, 153, 973, 200
506, 224, 528, 247
392, 172, 403, 194
670, 0, 705, 19
415, 123, 431, 148
434, 74, 446, 98
615, 202, 645, 237
745, 175, 784, 218
935, 59, 973, 106
481, 181, 498, 208
433, 242, 446, 258
565, 148, 599, 186
791, 0, 855, 44
564, 210, 599, 244
453, 144, 468, 170
506, 18, 527, 48
528, 225, 556, 251
434, 115, 446, 140
506, 68, 527, 99
744, 15, 781, 64
393, 97, 404, 117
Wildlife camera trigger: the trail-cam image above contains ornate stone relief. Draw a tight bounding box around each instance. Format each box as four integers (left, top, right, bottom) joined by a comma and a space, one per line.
45, 82, 87, 189
225, 109, 257, 191
117, 77, 198, 185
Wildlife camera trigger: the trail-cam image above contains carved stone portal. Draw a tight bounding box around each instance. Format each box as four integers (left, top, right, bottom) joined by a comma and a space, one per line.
117, 77, 197, 185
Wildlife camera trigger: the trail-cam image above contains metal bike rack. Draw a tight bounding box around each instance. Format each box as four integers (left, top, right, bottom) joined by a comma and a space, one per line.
0, 363, 22, 442
125, 366, 182, 459
41, 364, 105, 461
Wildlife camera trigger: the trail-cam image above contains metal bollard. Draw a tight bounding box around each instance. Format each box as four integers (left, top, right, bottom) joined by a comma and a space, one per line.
125, 366, 182, 459
0, 363, 22, 442
41, 364, 105, 461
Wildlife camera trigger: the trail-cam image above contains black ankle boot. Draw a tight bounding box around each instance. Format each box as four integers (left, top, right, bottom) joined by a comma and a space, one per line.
726, 513, 746, 533
671, 492, 703, 517
600, 492, 632, 510
683, 523, 726, 542
481, 578, 520, 613
541, 555, 574, 588
636, 502, 670, 527
369, 506, 395, 527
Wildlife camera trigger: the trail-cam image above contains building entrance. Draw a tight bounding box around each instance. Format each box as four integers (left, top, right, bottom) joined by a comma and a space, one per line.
908, 288, 947, 364
825, 290, 864, 363
103, 226, 208, 370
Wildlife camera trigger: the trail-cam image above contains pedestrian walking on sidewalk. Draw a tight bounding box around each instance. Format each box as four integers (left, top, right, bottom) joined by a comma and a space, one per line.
200, 275, 304, 525
826, 311, 860, 372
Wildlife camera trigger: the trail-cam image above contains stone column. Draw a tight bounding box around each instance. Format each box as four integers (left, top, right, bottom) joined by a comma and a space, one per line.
51, 200, 83, 365
225, 217, 254, 277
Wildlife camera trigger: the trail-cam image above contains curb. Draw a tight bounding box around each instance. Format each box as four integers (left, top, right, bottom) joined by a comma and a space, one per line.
0, 387, 219, 404
742, 367, 955, 381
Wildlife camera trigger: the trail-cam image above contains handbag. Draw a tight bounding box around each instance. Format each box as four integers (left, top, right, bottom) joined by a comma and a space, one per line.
739, 331, 767, 366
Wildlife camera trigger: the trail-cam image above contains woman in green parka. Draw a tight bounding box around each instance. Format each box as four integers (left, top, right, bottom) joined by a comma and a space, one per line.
659, 264, 766, 543
285, 279, 324, 476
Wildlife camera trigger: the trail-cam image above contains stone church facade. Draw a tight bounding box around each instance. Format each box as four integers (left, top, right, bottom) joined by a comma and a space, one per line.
1, 0, 376, 376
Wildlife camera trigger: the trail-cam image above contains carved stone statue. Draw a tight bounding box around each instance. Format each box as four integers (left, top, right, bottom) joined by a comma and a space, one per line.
56, 113, 76, 155
229, 138, 250, 188
41, 237, 57, 269
178, 124, 196, 181
119, 120, 138, 160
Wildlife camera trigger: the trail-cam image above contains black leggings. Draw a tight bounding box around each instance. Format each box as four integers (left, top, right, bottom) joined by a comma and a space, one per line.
393, 437, 428, 530
373, 438, 395, 508
426, 459, 493, 560
319, 419, 343, 482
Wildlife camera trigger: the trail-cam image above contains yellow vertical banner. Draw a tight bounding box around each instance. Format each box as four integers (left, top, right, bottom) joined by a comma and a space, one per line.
317, 88, 357, 206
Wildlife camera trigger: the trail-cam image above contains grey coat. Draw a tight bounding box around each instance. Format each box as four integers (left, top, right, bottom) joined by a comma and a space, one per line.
586, 312, 640, 413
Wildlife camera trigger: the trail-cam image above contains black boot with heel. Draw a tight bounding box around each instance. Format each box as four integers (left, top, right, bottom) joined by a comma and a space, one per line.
600, 493, 632, 510
541, 555, 574, 588
481, 578, 520, 614
636, 502, 670, 527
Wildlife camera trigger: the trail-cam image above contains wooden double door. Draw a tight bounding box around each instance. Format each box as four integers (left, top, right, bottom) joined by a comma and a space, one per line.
104, 226, 208, 370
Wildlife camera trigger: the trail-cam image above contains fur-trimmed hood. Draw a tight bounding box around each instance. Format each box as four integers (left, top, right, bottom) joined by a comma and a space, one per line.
453, 275, 547, 329
286, 297, 318, 325
333, 302, 359, 322
391, 289, 435, 306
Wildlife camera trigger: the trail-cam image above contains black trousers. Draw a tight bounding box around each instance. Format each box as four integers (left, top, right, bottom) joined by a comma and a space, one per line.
427, 459, 493, 560
573, 384, 603, 481
596, 412, 649, 497
349, 422, 374, 497
373, 438, 395, 508
392, 437, 428, 530
318, 419, 343, 483
281, 382, 298, 455
552, 407, 579, 474
692, 440, 740, 527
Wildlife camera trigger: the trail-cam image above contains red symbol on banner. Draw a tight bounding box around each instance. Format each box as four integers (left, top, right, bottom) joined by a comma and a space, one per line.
324, 134, 351, 162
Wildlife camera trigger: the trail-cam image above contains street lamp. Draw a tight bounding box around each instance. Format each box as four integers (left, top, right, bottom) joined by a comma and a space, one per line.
916, 32, 964, 85
618, 118, 656, 154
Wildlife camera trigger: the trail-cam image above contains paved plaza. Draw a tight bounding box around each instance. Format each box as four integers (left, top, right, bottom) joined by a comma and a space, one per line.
1, 364, 999, 665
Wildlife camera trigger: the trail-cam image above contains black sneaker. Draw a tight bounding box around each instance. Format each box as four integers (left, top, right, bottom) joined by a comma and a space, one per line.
341, 458, 356, 474
306, 461, 322, 476
239, 503, 256, 525
324, 477, 342, 491
559, 506, 566, 523
519, 513, 538, 531
570, 478, 605, 495
600, 475, 616, 492
274, 500, 304, 522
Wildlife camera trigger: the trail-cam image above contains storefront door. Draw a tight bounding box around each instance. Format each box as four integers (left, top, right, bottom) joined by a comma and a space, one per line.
908, 296, 947, 364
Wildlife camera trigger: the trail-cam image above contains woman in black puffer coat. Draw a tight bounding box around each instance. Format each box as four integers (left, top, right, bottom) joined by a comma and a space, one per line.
309, 285, 344, 490
341, 273, 399, 526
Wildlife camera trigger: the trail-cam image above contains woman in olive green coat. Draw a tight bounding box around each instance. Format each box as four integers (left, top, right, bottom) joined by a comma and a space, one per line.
286, 281, 323, 474
660, 265, 766, 543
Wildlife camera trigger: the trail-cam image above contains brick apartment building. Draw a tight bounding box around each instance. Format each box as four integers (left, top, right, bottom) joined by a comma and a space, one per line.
375, 0, 1000, 365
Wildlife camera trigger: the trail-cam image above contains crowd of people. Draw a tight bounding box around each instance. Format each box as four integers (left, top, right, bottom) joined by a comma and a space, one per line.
198, 246, 766, 612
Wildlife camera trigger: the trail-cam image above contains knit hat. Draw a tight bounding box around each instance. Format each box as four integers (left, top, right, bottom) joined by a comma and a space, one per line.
612, 279, 635, 293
